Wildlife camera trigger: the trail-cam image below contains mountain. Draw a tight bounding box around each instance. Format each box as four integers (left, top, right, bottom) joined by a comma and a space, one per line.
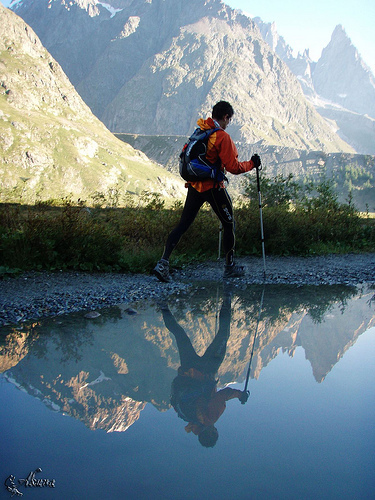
0, 3, 185, 205
8, 0, 354, 153
254, 19, 375, 154
313, 25, 375, 117
1, 284, 373, 431
311, 25, 375, 155
117, 133, 375, 211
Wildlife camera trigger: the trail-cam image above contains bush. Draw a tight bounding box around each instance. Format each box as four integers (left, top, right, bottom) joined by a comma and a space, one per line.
238, 174, 374, 255
0, 180, 374, 273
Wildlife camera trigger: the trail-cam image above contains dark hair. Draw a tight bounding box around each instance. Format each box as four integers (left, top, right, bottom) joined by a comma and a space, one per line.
198, 426, 219, 447
212, 101, 234, 120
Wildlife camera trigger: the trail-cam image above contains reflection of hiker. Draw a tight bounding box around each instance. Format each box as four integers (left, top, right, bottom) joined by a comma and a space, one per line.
161, 291, 249, 448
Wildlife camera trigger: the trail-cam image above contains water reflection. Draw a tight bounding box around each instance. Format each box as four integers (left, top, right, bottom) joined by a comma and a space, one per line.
162, 287, 248, 447
0, 283, 374, 436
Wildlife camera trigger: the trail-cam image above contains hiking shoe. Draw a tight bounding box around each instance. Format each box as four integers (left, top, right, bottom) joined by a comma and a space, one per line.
223, 264, 245, 279
153, 259, 171, 282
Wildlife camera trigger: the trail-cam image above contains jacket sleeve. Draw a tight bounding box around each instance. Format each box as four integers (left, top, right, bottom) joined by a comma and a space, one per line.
203, 388, 243, 425
215, 387, 243, 402
217, 132, 255, 175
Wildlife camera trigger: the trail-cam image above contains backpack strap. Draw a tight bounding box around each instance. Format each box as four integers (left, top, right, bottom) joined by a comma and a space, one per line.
202, 127, 228, 186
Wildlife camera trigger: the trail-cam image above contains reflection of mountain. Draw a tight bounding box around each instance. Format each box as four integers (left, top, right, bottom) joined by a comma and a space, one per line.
255, 287, 375, 382
0, 306, 178, 432
173, 285, 375, 384
0, 284, 373, 432
4, 370, 146, 432
0, 330, 31, 372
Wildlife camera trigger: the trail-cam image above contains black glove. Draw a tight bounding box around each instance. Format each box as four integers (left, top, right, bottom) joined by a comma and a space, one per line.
239, 390, 250, 405
251, 154, 261, 169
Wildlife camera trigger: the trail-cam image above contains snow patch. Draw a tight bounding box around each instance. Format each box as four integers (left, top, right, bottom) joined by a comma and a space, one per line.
80, 370, 111, 390
307, 93, 348, 111
9, 0, 23, 9
43, 399, 60, 411
4, 373, 24, 391
97, 1, 123, 18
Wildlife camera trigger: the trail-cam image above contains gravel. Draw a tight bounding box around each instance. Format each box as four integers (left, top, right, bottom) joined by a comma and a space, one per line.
0, 253, 374, 327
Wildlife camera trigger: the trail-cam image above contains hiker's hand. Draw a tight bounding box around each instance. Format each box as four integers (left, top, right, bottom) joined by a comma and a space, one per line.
251, 154, 261, 169
239, 390, 250, 404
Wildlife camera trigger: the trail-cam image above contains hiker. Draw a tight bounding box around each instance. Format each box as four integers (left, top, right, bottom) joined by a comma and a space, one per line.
153, 100, 261, 282
160, 289, 249, 448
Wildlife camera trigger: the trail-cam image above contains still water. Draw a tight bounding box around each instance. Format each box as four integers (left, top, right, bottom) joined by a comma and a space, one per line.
0, 283, 374, 499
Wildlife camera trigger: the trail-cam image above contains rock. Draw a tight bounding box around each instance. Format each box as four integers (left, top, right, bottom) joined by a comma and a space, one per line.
84, 311, 101, 319
124, 307, 137, 315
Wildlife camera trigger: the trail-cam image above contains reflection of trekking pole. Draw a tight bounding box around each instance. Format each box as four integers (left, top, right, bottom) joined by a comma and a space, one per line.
217, 224, 223, 260
243, 287, 265, 394
256, 164, 266, 279
214, 284, 220, 334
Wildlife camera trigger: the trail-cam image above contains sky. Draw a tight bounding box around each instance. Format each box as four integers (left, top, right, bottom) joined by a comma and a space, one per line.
1, 0, 374, 74
226, 0, 375, 74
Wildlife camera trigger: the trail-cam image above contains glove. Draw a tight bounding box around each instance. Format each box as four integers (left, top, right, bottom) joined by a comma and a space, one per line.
239, 390, 250, 405
251, 154, 261, 169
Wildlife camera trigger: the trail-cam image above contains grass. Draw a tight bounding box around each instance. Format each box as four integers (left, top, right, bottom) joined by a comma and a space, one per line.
0, 177, 374, 275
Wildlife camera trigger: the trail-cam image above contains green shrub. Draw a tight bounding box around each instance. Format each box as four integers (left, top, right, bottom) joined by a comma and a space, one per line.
237, 174, 373, 255
0, 180, 374, 273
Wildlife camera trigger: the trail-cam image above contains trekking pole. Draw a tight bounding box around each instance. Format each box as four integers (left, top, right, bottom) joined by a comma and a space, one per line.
217, 224, 223, 260
256, 164, 266, 279
243, 286, 265, 394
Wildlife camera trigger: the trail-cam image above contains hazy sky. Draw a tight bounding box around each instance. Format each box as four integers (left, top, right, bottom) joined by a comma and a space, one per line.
1, 0, 374, 74
226, 0, 375, 74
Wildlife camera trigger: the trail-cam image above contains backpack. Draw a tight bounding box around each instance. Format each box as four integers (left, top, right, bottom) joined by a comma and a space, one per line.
179, 127, 228, 183
170, 375, 216, 424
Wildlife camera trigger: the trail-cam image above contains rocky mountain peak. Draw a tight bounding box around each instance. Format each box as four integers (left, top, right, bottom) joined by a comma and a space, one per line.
253, 17, 375, 153
253, 17, 293, 61
7, 0, 354, 153
11, 0, 99, 15
330, 24, 352, 47
313, 24, 375, 117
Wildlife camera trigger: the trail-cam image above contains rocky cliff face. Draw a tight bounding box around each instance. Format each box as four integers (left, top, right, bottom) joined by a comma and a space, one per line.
9, 0, 353, 153
0, 3, 185, 205
254, 19, 375, 154
313, 25, 375, 118
310, 26, 375, 155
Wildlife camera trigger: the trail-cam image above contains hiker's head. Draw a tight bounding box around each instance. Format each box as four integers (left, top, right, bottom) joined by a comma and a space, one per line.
198, 425, 219, 448
212, 101, 234, 130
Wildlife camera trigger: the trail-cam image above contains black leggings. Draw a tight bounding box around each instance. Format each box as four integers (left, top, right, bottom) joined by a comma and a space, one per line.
162, 185, 235, 266
161, 291, 232, 374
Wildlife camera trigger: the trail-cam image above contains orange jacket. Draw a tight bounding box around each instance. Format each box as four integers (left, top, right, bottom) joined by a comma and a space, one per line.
185, 387, 243, 434
188, 117, 255, 192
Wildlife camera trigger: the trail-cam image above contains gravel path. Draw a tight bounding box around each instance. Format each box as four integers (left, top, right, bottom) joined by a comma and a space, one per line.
1, 253, 374, 326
